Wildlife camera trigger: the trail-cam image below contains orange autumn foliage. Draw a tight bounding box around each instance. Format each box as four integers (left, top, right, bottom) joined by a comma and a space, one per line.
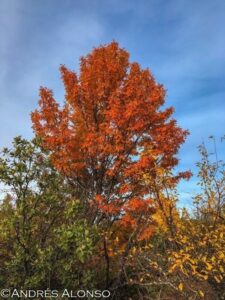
31, 42, 189, 226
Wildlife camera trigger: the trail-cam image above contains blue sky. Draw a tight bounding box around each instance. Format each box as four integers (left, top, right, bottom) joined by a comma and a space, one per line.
0, 0, 225, 208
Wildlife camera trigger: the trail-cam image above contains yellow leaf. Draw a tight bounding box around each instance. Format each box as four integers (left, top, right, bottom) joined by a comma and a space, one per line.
199, 291, 204, 298
206, 263, 213, 271
201, 274, 208, 280
214, 276, 221, 283
178, 282, 183, 291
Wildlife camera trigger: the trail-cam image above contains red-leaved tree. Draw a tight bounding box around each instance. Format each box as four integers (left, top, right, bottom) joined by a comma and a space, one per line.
31, 43, 190, 286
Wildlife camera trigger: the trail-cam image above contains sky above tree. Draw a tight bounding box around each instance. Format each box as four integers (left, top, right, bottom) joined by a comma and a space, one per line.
0, 0, 225, 208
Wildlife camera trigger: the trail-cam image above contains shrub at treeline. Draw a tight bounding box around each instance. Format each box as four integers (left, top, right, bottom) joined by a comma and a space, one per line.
0, 42, 224, 299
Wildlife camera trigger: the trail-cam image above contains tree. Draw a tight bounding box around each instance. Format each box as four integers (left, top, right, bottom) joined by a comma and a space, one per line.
0, 137, 96, 289
31, 42, 190, 289
167, 140, 225, 299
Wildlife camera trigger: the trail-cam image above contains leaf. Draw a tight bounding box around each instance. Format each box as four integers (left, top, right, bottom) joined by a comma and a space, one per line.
178, 282, 184, 291
214, 276, 221, 283
199, 291, 204, 298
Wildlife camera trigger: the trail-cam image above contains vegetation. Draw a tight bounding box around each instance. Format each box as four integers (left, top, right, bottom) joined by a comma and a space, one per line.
0, 42, 224, 299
